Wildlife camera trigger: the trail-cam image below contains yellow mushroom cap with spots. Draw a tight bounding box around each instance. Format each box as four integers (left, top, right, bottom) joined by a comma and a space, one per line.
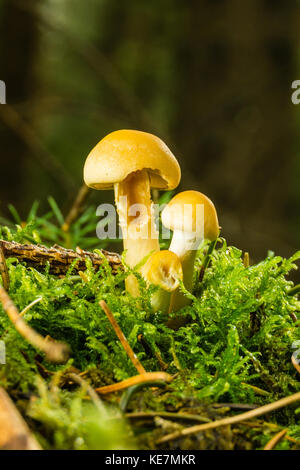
84, 129, 181, 190
162, 190, 220, 241
142, 250, 183, 292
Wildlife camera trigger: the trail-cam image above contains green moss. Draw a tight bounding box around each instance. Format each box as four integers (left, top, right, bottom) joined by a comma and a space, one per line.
0, 200, 299, 449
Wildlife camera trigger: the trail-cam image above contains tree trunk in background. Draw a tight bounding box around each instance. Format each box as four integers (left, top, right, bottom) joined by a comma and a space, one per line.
0, 0, 39, 213
173, 0, 298, 261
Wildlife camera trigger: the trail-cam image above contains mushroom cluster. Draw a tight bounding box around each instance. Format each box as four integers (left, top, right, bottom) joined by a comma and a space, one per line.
84, 129, 219, 319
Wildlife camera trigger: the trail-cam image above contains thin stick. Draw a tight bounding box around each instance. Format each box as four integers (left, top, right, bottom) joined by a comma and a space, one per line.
240, 420, 299, 445
95, 372, 172, 395
137, 333, 169, 371
125, 411, 211, 424
241, 382, 270, 397
0, 246, 9, 291
62, 184, 90, 232
0, 387, 41, 450
264, 429, 288, 450
243, 252, 250, 268
156, 390, 300, 444
0, 239, 122, 275
0, 286, 69, 363
19, 297, 43, 317
100, 300, 146, 374
67, 372, 107, 415
213, 403, 258, 411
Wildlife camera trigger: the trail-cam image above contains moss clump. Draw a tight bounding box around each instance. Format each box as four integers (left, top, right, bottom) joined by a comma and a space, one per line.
0, 200, 299, 449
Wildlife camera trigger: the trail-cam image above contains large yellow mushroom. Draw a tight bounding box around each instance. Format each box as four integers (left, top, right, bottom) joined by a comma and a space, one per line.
84, 130, 181, 296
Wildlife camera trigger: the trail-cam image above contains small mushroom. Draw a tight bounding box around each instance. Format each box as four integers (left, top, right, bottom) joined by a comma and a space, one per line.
84, 130, 181, 296
162, 190, 219, 310
141, 250, 183, 314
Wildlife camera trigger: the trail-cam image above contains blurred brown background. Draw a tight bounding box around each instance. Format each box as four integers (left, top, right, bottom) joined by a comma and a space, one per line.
0, 0, 300, 267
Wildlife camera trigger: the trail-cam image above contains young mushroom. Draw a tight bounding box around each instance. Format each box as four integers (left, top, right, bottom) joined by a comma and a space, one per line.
162, 190, 219, 310
84, 130, 181, 296
141, 250, 183, 314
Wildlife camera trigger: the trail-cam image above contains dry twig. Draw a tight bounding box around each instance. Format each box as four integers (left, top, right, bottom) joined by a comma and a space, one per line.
62, 184, 90, 232
100, 300, 146, 375
95, 372, 173, 395
264, 429, 288, 450
125, 411, 211, 424
243, 252, 250, 268
67, 372, 107, 415
0, 286, 69, 363
19, 297, 43, 317
0, 387, 41, 450
156, 391, 300, 445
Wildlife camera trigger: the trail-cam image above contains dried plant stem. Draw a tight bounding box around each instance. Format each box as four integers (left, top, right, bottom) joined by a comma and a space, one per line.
95, 372, 172, 395
243, 252, 250, 268
125, 411, 211, 424
0, 239, 122, 275
0, 286, 69, 363
241, 382, 270, 397
100, 300, 146, 375
241, 420, 299, 445
0, 246, 9, 291
62, 184, 90, 232
67, 372, 107, 415
264, 429, 288, 450
19, 297, 43, 317
156, 391, 300, 444
137, 333, 169, 371
0, 387, 41, 450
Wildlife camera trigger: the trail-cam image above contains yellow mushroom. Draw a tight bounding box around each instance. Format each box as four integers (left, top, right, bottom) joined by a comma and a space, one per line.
141, 250, 183, 314
84, 130, 181, 296
162, 190, 219, 310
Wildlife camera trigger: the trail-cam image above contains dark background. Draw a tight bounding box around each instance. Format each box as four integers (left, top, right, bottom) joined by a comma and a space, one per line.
0, 0, 299, 269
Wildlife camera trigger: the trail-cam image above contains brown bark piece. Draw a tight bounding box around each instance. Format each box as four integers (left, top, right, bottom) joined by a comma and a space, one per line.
0, 239, 123, 275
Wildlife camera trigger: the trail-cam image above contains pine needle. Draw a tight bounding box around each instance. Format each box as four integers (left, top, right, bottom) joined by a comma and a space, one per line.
100, 300, 146, 375
156, 391, 300, 444
95, 372, 172, 395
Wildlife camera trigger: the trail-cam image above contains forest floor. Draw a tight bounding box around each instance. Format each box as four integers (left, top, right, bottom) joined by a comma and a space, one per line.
0, 200, 299, 450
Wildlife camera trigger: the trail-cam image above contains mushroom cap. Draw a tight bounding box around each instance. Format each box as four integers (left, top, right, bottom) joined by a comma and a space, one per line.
84, 129, 181, 190
142, 250, 183, 292
162, 190, 219, 241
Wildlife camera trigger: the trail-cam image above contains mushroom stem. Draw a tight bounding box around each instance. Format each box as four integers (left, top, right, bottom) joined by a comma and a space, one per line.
168, 230, 203, 310
114, 169, 160, 296
151, 288, 174, 314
